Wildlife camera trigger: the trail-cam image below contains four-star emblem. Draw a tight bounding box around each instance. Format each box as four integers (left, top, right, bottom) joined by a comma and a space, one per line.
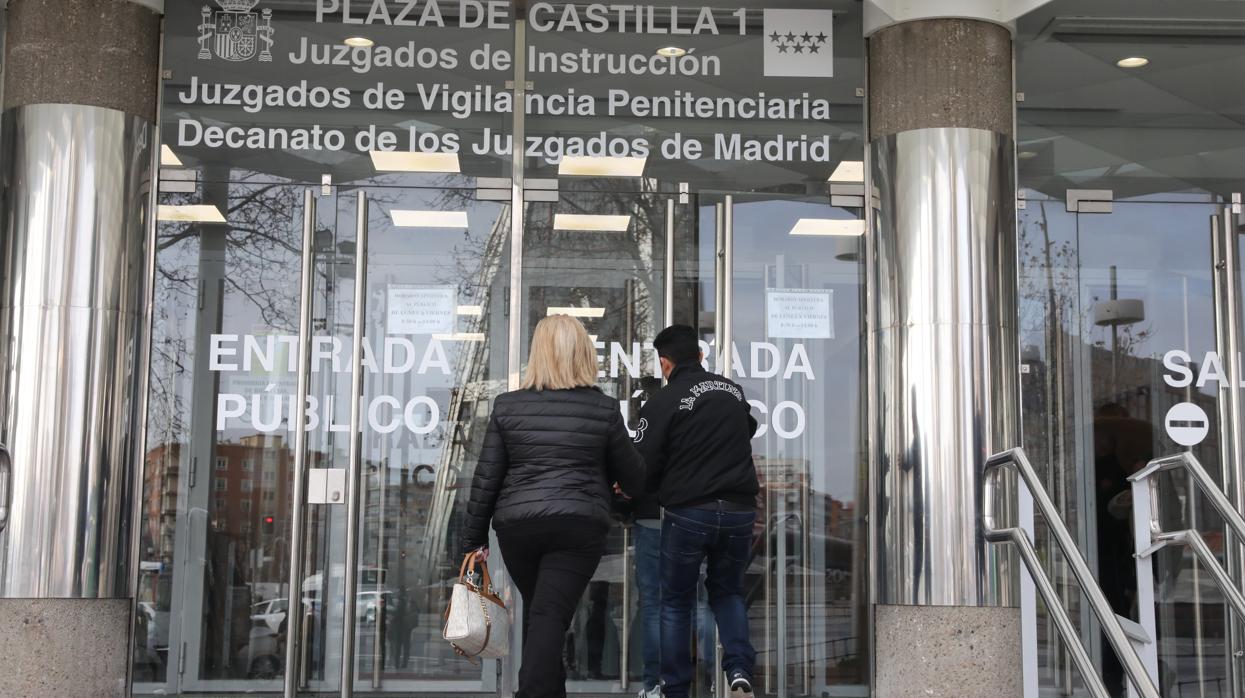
767, 25, 830, 58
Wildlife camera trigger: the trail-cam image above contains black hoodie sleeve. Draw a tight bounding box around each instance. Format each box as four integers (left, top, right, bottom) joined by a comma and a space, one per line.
462, 412, 507, 553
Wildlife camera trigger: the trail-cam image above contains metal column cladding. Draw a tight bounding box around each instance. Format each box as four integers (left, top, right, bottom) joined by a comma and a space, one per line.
870, 128, 1019, 606
0, 104, 154, 598
866, 15, 1020, 608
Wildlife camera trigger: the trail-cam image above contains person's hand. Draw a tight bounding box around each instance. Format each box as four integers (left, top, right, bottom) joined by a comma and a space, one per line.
613, 482, 632, 501
470, 547, 489, 563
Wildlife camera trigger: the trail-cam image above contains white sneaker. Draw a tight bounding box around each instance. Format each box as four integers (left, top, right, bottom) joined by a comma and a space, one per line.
637, 685, 663, 698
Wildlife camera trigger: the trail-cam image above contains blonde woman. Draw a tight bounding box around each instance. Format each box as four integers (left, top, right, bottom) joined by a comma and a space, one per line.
461, 314, 646, 697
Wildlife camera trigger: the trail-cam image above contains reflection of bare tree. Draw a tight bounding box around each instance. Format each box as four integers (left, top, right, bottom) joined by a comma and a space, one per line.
435, 181, 669, 336
148, 177, 405, 445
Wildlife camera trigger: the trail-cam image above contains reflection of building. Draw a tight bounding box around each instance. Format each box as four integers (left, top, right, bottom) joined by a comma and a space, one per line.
420, 205, 511, 593
147, 436, 297, 574
141, 436, 320, 607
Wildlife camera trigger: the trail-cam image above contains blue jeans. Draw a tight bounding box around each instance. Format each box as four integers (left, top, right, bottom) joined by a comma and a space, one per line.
660, 505, 756, 698
637, 524, 719, 690
634, 523, 663, 689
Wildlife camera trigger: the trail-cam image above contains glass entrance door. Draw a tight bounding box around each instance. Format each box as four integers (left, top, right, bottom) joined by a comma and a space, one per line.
511, 183, 866, 697
307, 183, 512, 695
139, 180, 511, 695
1019, 193, 1245, 697
520, 182, 702, 694
1075, 199, 1243, 698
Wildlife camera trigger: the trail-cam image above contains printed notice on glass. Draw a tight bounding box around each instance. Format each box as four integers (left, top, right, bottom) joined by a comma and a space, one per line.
387, 285, 456, 335
766, 289, 833, 339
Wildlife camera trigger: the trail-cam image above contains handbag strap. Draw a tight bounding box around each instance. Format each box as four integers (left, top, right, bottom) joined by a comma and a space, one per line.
462, 555, 505, 608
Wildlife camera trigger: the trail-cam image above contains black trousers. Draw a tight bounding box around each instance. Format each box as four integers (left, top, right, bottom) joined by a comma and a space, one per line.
497, 517, 607, 698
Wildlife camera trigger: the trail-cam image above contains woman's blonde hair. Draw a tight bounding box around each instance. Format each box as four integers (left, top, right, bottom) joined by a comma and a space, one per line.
522, 314, 598, 390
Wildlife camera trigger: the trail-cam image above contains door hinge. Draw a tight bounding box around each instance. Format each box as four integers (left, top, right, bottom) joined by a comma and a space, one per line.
321, 174, 332, 196
178, 641, 187, 675
1017, 189, 1027, 210
523, 179, 558, 202
829, 183, 865, 208
1067, 189, 1113, 213
1233, 193, 1241, 215
189, 456, 198, 489
476, 177, 511, 201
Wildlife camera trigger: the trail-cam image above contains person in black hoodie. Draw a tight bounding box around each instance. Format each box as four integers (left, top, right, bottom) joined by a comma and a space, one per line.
634, 325, 759, 698
461, 314, 646, 698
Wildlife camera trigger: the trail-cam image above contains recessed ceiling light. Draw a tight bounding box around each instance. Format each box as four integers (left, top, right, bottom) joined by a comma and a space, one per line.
827, 160, 864, 183
1117, 56, 1149, 68
457, 305, 483, 316
656, 46, 687, 58
345, 37, 374, 48
789, 218, 866, 237
1018, 150, 1038, 159
370, 151, 461, 173
558, 155, 647, 178
157, 204, 225, 223
553, 214, 631, 232
390, 210, 469, 228
547, 306, 606, 318
432, 332, 485, 342
160, 145, 183, 167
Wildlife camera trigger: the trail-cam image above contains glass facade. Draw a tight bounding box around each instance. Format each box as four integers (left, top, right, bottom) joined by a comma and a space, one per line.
139, 1, 867, 695
1015, 2, 1245, 696
111, 0, 1245, 696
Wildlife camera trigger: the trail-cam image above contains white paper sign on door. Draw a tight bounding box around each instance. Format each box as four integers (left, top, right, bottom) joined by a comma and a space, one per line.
387, 285, 456, 335
766, 288, 833, 339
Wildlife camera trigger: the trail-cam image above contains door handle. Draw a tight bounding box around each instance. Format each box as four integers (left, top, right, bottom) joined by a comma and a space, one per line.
0, 443, 11, 533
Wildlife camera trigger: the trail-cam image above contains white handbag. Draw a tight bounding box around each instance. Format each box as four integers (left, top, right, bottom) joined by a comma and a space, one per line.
442, 554, 510, 661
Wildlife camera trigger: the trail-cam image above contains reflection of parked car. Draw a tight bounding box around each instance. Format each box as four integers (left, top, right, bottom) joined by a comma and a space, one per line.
237, 622, 283, 680
134, 602, 169, 680
139, 601, 170, 650
250, 597, 289, 633
357, 590, 393, 624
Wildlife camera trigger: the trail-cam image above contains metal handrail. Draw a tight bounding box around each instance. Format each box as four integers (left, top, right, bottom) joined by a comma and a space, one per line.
983, 448, 1161, 698
0, 444, 10, 533
1130, 452, 1245, 544
1130, 452, 1245, 621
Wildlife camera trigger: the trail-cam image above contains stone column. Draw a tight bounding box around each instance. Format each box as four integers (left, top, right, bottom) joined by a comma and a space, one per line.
0, 0, 159, 695
867, 17, 1023, 697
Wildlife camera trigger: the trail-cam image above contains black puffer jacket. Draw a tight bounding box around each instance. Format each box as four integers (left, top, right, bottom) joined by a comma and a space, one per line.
461, 387, 647, 553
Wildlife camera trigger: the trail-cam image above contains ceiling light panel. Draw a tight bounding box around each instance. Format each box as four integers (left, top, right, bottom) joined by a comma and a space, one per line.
553, 214, 631, 232
371, 151, 461, 173
789, 218, 866, 237
547, 306, 606, 318
828, 160, 864, 183
157, 204, 226, 223
558, 155, 648, 177
390, 210, 469, 228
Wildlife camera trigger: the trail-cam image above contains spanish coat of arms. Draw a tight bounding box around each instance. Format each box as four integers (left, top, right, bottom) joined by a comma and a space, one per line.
198, 0, 274, 62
